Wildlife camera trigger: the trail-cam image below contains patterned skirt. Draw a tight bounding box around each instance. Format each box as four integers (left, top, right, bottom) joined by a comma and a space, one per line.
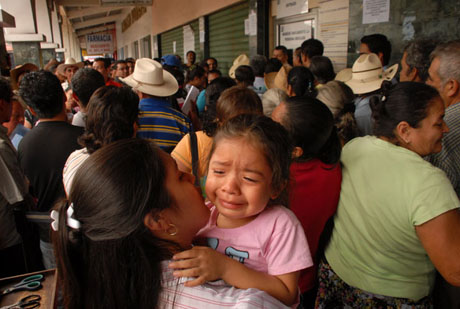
315, 260, 433, 308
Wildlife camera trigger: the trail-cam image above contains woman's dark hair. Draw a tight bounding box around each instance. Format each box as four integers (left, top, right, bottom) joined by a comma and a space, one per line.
309, 56, 336, 84
79, 86, 139, 153
202, 77, 236, 137
52, 139, 176, 309
216, 86, 263, 128
211, 114, 292, 206
287, 66, 317, 97
371, 81, 440, 138
280, 96, 341, 164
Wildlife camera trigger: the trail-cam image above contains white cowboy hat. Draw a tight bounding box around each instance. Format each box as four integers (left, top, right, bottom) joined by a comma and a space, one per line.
228, 54, 250, 79
121, 58, 178, 97
56, 57, 84, 76
335, 68, 352, 83
345, 53, 398, 95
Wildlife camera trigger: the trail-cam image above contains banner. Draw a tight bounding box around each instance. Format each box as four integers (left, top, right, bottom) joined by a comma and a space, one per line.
86, 34, 113, 55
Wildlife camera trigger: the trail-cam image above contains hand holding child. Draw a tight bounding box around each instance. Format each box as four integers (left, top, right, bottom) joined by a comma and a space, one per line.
169, 246, 232, 287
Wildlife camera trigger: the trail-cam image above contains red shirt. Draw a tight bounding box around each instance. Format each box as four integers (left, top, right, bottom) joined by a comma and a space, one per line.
289, 159, 342, 292
105, 79, 122, 87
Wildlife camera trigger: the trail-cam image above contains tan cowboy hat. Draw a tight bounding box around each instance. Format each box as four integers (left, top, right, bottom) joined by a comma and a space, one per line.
335, 68, 352, 83
56, 57, 84, 76
229, 54, 250, 79
264, 72, 277, 89
345, 53, 398, 95
10, 63, 38, 90
273, 65, 291, 93
121, 58, 178, 97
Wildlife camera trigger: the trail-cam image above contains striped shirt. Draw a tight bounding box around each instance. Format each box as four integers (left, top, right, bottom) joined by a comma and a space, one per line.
137, 98, 192, 150
159, 261, 288, 308
427, 102, 460, 197
63, 148, 90, 196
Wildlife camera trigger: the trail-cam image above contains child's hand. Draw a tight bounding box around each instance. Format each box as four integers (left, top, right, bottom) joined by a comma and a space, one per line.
169, 246, 230, 287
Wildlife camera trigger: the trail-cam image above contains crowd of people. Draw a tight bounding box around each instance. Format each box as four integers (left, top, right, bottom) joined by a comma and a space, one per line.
1, 34, 460, 308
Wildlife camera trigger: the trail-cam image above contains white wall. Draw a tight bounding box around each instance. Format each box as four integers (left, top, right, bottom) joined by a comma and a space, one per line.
51, 2, 62, 47
60, 6, 81, 60
1, 0, 35, 34
116, 6, 152, 59
36, 0, 52, 42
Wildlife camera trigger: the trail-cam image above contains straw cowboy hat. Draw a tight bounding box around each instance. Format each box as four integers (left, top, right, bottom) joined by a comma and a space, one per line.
345, 53, 398, 94
56, 57, 84, 76
335, 68, 352, 83
10, 63, 39, 90
264, 72, 277, 89
229, 54, 250, 79
121, 58, 178, 97
274, 65, 291, 92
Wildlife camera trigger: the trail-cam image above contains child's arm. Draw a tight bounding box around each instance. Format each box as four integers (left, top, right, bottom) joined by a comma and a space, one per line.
169, 246, 300, 306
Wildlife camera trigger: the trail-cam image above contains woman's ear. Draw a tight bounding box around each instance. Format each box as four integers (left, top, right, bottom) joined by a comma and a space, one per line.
144, 212, 169, 233
395, 121, 412, 144
287, 84, 294, 97
292, 146, 303, 159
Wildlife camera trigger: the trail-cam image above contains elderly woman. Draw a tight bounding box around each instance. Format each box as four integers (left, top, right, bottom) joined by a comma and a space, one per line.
316, 81, 460, 307
52, 138, 287, 308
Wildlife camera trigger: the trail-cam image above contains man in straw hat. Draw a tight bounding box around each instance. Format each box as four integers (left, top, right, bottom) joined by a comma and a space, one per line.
56, 57, 84, 91
345, 53, 398, 136
121, 58, 191, 152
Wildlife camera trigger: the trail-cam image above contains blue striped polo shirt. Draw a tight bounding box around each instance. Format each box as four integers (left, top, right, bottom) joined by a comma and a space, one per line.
137, 97, 192, 150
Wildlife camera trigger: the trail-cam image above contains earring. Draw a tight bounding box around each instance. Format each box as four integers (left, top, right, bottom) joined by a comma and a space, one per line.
166, 224, 178, 236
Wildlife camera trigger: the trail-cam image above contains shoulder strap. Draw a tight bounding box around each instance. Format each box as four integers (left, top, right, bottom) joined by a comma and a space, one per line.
189, 129, 200, 187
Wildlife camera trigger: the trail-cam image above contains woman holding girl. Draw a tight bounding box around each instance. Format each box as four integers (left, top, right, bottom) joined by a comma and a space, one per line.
53, 138, 288, 308
170, 114, 312, 306
271, 96, 342, 308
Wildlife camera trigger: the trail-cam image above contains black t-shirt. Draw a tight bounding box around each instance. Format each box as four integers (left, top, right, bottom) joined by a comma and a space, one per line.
18, 121, 83, 242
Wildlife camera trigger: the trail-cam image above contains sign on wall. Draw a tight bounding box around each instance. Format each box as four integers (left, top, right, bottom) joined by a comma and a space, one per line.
277, 0, 309, 19
86, 34, 113, 55
183, 25, 195, 59
279, 20, 312, 50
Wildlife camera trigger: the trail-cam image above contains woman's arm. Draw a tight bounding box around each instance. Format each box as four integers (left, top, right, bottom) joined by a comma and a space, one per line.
169, 246, 300, 306
416, 208, 460, 286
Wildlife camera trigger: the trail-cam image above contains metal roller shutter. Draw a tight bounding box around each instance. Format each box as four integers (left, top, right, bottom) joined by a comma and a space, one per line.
209, 1, 249, 76
161, 26, 183, 58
